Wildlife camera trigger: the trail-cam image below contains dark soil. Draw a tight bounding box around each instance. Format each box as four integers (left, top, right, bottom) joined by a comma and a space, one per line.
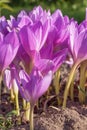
1, 97, 87, 130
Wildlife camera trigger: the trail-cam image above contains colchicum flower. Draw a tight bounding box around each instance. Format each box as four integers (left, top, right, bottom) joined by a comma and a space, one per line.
0, 30, 19, 72
63, 16, 87, 107
17, 68, 53, 105
19, 19, 50, 59
3, 5, 87, 130
18, 6, 68, 130
3, 64, 20, 116
1, 6, 87, 130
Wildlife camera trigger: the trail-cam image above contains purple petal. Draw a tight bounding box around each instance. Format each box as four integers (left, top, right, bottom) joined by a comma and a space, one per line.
41, 19, 50, 47
19, 25, 37, 56
18, 10, 28, 18
31, 21, 42, 50
32, 70, 53, 102
3, 65, 18, 89
4, 69, 12, 89
74, 29, 87, 62
18, 16, 32, 28
68, 21, 78, 57
17, 69, 52, 104
29, 6, 43, 22
40, 41, 53, 59
0, 33, 4, 43
0, 31, 19, 70
52, 9, 63, 30
19, 70, 30, 86
52, 49, 67, 72
35, 58, 55, 74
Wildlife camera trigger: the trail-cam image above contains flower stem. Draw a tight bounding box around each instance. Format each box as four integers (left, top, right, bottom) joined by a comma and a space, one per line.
53, 69, 61, 105
10, 87, 15, 102
63, 63, 78, 108
78, 61, 87, 103
23, 98, 26, 109
30, 103, 34, 130
15, 92, 20, 116
13, 80, 20, 116
25, 102, 30, 121
70, 74, 75, 101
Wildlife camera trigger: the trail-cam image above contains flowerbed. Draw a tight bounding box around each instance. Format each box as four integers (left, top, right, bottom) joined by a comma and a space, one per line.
0, 6, 87, 130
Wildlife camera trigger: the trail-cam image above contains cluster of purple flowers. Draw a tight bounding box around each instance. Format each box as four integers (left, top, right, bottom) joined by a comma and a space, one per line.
1, 6, 87, 106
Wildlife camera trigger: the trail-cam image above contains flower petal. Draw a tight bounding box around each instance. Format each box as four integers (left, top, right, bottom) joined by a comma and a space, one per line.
74, 29, 87, 62
0, 31, 19, 70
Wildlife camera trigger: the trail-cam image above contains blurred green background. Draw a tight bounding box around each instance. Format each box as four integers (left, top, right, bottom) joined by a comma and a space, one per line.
1, 0, 87, 23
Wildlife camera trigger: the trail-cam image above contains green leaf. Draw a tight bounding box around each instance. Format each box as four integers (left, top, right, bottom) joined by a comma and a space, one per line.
6, 110, 18, 117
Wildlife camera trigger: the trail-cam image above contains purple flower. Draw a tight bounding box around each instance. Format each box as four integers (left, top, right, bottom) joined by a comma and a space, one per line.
16, 45, 31, 67
7, 6, 50, 32
29, 6, 51, 24
16, 68, 52, 104
3, 65, 18, 89
4, 69, 12, 89
68, 20, 87, 64
35, 48, 68, 73
19, 19, 50, 59
0, 30, 20, 71
7, 11, 32, 32
0, 16, 8, 35
46, 9, 69, 49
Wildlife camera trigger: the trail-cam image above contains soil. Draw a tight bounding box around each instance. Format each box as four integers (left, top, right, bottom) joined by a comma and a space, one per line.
1, 97, 87, 130
0, 64, 87, 130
